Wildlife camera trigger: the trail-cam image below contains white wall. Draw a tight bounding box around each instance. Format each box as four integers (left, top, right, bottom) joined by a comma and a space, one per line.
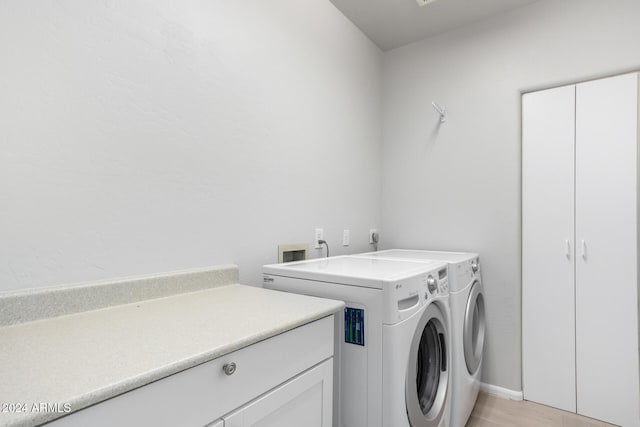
0, 0, 382, 291
5, 0, 640, 394
381, 0, 640, 391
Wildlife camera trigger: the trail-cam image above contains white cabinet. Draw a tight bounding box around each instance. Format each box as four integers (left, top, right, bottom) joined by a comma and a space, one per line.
522, 72, 640, 427
223, 359, 332, 427
49, 316, 334, 427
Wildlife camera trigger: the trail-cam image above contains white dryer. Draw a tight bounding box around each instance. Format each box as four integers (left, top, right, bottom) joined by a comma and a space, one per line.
352, 250, 485, 427
262, 256, 451, 427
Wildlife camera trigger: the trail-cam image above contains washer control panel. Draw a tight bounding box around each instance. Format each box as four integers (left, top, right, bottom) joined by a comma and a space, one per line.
382, 262, 447, 324
426, 275, 437, 293
422, 267, 449, 297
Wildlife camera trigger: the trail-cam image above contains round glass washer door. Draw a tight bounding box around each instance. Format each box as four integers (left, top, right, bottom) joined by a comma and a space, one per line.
405, 302, 449, 427
464, 281, 486, 375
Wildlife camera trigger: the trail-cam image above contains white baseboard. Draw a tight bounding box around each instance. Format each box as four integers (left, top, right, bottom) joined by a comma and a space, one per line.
480, 382, 524, 401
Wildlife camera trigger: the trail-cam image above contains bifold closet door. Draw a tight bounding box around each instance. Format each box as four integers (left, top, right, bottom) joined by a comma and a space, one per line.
575, 73, 640, 427
522, 85, 576, 412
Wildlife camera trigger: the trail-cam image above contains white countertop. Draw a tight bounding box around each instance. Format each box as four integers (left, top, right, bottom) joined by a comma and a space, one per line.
0, 283, 344, 427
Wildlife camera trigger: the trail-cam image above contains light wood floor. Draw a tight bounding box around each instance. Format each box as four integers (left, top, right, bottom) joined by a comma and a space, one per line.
466, 393, 616, 427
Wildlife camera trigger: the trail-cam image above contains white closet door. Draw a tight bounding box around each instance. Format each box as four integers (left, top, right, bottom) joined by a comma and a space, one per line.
575, 72, 640, 427
522, 85, 576, 412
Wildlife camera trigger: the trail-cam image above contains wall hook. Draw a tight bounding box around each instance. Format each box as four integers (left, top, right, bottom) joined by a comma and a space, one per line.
432, 101, 446, 123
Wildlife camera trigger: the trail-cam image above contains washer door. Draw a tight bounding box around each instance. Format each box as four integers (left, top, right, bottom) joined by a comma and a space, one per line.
405, 303, 449, 427
464, 281, 486, 375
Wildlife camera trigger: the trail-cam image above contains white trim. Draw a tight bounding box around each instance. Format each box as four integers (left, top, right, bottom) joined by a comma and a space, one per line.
480, 382, 524, 401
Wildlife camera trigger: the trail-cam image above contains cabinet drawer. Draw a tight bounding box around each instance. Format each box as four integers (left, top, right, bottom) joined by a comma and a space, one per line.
48, 316, 334, 427
222, 358, 333, 427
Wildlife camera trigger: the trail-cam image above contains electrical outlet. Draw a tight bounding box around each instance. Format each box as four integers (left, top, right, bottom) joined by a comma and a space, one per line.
314, 228, 324, 249
343, 229, 350, 246
369, 229, 379, 244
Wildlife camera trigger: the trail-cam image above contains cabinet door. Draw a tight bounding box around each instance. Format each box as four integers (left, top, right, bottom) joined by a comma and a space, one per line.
522, 85, 576, 412
223, 359, 332, 427
575, 73, 640, 427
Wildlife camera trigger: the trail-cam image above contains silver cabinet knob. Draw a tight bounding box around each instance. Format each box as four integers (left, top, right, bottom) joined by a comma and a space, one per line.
223, 362, 237, 376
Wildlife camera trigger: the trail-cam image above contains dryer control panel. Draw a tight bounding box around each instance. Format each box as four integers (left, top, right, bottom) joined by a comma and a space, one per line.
454, 257, 482, 287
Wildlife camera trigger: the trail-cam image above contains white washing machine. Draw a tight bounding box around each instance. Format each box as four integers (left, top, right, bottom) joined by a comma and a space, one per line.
262, 256, 451, 427
352, 250, 485, 427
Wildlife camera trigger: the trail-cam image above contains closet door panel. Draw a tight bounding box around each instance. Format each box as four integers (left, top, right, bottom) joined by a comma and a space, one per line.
522, 85, 576, 412
575, 72, 639, 427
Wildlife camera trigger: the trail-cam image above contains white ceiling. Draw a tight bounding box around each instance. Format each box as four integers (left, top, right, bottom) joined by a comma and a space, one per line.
330, 0, 541, 51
